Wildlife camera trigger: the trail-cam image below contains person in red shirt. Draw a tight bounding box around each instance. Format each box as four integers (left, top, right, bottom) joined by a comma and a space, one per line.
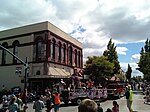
52, 88, 60, 112
86, 79, 94, 89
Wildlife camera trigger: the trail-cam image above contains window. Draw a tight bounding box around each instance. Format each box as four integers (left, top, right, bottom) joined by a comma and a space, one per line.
51, 38, 56, 60
58, 41, 62, 62
47, 40, 51, 58
78, 51, 81, 67
36, 37, 44, 61
74, 49, 77, 66
1, 42, 8, 65
36, 70, 41, 75
68, 46, 72, 65
62, 44, 66, 63
12, 40, 19, 64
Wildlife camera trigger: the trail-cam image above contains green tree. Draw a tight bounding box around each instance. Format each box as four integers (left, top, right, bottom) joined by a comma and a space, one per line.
137, 39, 150, 81
131, 76, 143, 82
84, 56, 114, 79
117, 69, 126, 82
103, 39, 121, 75
126, 64, 132, 81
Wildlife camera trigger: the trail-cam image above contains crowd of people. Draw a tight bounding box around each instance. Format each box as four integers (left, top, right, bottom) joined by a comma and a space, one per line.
0, 79, 135, 112
0, 93, 25, 112
0, 86, 61, 112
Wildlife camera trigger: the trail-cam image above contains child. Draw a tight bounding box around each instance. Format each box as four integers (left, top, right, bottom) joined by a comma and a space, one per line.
112, 101, 119, 112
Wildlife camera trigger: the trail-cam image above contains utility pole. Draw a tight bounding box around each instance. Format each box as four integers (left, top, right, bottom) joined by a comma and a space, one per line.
0, 44, 29, 108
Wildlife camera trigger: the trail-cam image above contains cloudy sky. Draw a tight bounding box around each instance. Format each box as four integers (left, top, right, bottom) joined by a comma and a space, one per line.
0, 0, 149, 77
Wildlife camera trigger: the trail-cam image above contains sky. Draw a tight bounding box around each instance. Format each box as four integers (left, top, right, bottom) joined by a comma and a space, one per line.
0, 0, 149, 77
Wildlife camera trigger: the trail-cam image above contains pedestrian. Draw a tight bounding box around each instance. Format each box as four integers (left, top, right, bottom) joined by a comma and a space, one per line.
59, 79, 66, 93
16, 93, 23, 112
33, 95, 45, 112
78, 99, 98, 112
97, 102, 103, 112
46, 91, 53, 112
106, 108, 112, 112
8, 96, 18, 112
52, 88, 60, 112
125, 85, 133, 112
1, 95, 9, 111
112, 101, 119, 112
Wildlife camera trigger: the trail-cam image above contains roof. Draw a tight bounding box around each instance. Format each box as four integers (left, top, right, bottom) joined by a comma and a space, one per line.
0, 21, 82, 48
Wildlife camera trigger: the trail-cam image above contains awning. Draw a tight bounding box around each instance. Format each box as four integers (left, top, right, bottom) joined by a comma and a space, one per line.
53, 67, 70, 77
48, 67, 70, 77
28, 67, 71, 79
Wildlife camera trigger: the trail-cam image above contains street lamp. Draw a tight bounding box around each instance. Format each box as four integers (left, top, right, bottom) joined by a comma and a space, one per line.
0, 44, 29, 107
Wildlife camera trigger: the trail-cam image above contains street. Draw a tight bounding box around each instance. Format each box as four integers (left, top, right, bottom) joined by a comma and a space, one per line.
26, 92, 150, 112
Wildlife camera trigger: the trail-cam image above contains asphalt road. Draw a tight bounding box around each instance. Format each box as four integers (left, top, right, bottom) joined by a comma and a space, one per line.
26, 92, 150, 112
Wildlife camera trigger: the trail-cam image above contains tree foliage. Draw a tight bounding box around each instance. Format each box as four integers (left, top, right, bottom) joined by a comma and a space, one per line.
117, 69, 126, 81
131, 76, 143, 82
137, 38, 150, 81
84, 56, 114, 79
126, 64, 132, 81
103, 39, 121, 75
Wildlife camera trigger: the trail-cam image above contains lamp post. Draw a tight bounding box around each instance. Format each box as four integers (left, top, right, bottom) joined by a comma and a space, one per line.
0, 44, 28, 107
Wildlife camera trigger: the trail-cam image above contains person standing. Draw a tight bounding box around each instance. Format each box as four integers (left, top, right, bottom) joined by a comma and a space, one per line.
16, 94, 23, 112
8, 96, 18, 112
33, 95, 45, 112
86, 79, 94, 89
46, 91, 53, 112
112, 101, 119, 112
52, 88, 61, 112
125, 85, 133, 112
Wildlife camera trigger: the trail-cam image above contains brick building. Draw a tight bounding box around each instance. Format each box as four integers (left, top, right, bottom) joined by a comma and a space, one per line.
0, 21, 83, 91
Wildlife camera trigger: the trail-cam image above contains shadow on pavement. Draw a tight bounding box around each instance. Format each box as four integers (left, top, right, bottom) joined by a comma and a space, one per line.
60, 103, 78, 107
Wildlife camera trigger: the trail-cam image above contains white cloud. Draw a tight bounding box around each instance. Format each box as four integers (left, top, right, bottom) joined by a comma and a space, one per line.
1, 0, 150, 42
116, 47, 128, 55
0, 0, 149, 77
120, 62, 143, 77
131, 54, 140, 62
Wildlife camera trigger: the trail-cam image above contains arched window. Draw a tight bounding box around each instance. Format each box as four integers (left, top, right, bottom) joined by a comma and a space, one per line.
47, 40, 50, 58
58, 41, 62, 62
68, 46, 72, 65
12, 40, 19, 64
74, 49, 77, 66
35, 37, 44, 61
78, 51, 81, 67
62, 44, 66, 63
1, 42, 8, 65
51, 38, 56, 60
